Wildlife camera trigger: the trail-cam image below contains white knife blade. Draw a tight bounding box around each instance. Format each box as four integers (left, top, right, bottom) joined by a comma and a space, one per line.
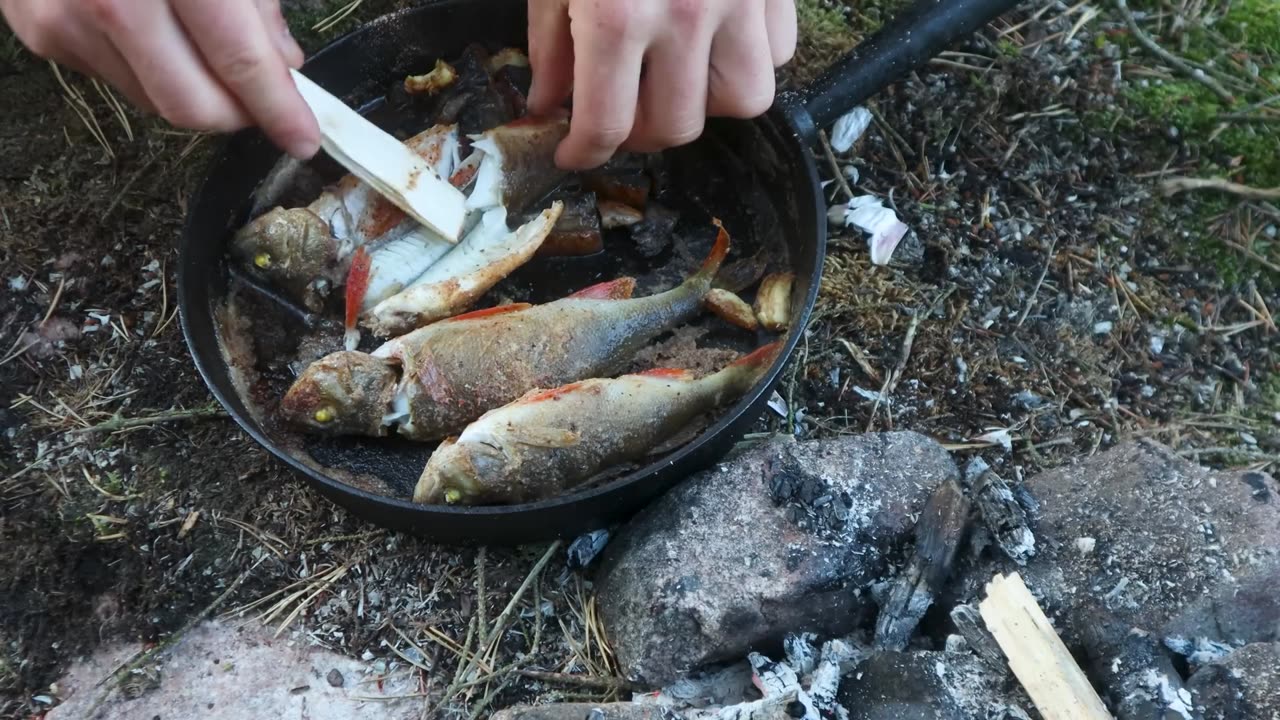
290, 68, 468, 243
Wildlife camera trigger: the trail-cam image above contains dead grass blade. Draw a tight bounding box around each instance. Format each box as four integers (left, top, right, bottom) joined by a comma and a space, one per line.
90, 78, 133, 141
313, 0, 363, 32
49, 62, 114, 159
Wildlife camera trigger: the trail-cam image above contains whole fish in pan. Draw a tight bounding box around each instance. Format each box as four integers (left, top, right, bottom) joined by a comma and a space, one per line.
278, 222, 732, 442
414, 341, 783, 505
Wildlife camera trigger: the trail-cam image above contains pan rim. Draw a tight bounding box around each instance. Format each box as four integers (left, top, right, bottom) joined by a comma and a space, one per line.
177, 5, 828, 526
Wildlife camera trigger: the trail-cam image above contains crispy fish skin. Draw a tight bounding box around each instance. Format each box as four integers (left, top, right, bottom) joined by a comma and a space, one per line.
466, 115, 570, 215
279, 225, 730, 443
413, 341, 783, 505
364, 201, 564, 337
754, 272, 795, 332
704, 288, 759, 331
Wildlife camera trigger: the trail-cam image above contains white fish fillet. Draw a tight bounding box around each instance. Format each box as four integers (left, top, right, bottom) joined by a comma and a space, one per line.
359, 227, 456, 313
465, 136, 505, 210
310, 124, 462, 254
365, 202, 564, 336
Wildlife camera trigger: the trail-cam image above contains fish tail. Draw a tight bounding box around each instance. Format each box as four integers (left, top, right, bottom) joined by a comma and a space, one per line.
688, 218, 731, 290
700, 340, 785, 404
730, 340, 785, 371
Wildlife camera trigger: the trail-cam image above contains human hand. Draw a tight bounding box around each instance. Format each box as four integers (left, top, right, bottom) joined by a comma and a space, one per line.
1, 0, 321, 159
526, 0, 797, 170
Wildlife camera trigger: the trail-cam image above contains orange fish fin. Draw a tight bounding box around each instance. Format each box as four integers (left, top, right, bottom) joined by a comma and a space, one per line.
520, 381, 589, 404
345, 246, 373, 330
698, 218, 731, 277
446, 303, 532, 323
635, 368, 694, 380
731, 341, 785, 369
569, 277, 636, 300
412, 347, 453, 405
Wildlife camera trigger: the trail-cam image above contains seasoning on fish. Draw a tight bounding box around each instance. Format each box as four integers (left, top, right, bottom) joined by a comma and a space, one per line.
413, 341, 783, 505
364, 201, 564, 337
277, 221, 732, 442
405, 59, 458, 95
598, 199, 644, 229
533, 192, 603, 257
704, 288, 758, 331
231, 123, 462, 311
466, 114, 570, 215
754, 271, 795, 332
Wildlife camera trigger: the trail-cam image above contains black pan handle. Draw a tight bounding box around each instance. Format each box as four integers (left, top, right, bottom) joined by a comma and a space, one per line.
785, 0, 1024, 140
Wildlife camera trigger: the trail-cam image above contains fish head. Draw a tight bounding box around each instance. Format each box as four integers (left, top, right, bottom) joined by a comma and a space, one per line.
231, 207, 340, 311
414, 434, 510, 505
279, 351, 398, 436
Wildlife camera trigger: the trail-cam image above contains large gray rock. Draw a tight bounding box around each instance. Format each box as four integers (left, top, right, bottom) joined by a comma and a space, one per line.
949, 440, 1280, 718
596, 432, 959, 686
1187, 642, 1280, 719
1007, 440, 1278, 645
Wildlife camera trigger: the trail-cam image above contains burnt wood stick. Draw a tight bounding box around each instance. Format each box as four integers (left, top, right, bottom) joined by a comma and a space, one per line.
874, 478, 971, 650
975, 470, 1037, 565
950, 603, 1008, 671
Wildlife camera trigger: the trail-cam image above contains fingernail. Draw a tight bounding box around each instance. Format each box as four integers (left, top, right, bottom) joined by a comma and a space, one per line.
287, 135, 321, 160
282, 28, 306, 68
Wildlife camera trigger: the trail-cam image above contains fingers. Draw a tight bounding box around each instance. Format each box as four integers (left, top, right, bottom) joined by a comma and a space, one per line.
258, 0, 306, 69
173, 0, 319, 158
87, 0, 254, 133
64, 26, 157, 113
526, 0, 574, 116
4, 0, 155, 112
625, 22, 714, 153
554, 4, 649, 170
706, 0, 776, 119
765, 0, 797, 67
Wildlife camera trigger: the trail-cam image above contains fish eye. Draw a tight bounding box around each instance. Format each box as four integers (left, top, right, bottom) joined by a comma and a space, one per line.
314, 407, 336, 423
254, 252, 272, 269
443, 488, 462, 504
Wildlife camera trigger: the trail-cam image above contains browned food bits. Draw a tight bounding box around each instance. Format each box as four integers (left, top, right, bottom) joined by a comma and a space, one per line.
404, 59, 458, 95
754, 272, 795, 332
598, 200, 644, 229
704, 289, 759, 331
581, 172, 651, 209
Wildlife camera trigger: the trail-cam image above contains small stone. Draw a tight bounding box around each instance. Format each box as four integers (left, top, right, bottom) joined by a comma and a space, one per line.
326, 669, 344, 687
1093, 320, 1113, 335
1074, 537, 1096, 555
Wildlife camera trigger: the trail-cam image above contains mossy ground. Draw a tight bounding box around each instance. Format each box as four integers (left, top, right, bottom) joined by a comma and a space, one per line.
1095, 0, 1280, 284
